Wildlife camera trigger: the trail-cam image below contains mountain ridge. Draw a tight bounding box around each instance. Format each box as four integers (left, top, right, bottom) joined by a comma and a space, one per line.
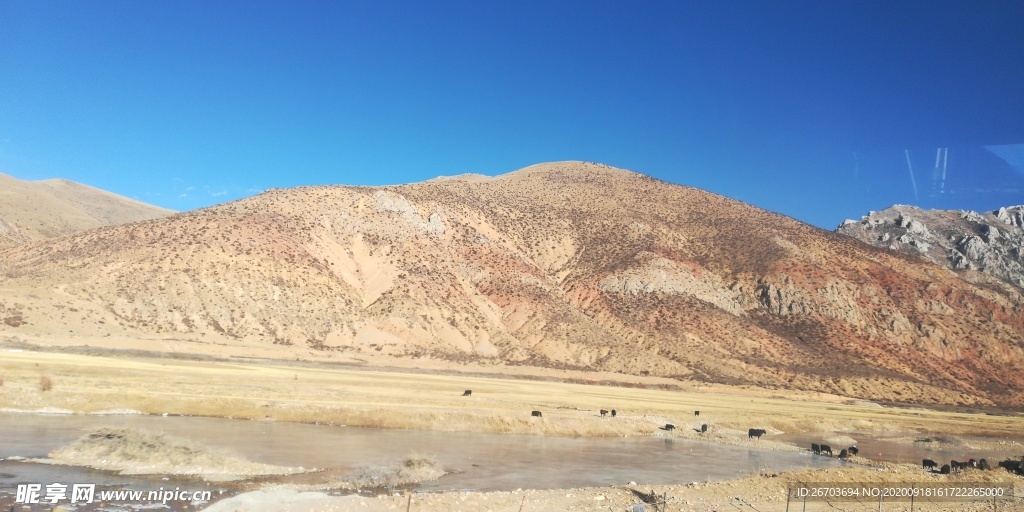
0, 172, 175, 249
2, 162, 1022, 407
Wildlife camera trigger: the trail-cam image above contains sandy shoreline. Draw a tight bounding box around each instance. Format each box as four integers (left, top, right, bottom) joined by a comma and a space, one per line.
203, 464, 1023, 512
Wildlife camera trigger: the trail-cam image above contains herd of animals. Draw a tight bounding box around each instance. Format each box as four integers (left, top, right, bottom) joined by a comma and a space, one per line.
460, 390, 1024, 476
921, 456, 1024, 476
808, 441, 1024, 476
810, 442, 857, 458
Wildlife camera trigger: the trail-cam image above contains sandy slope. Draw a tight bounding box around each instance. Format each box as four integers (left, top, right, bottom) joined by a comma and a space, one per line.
0, 172, 173, 249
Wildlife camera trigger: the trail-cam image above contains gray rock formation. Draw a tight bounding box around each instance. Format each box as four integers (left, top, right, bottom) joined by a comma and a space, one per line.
836, 205, 1024, 288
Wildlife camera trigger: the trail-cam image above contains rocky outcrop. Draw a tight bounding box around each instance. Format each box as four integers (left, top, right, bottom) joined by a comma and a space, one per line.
836, 205, 1024, 288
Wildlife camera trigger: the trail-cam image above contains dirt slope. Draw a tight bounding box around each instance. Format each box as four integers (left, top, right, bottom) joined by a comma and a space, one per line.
0, 172, 174, 249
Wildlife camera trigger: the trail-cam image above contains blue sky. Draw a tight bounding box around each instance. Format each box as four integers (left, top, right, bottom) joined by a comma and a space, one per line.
2, 1, 1022, 229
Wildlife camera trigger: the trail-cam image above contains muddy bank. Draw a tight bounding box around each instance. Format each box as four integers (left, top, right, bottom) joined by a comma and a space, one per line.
34, 427, 307, 481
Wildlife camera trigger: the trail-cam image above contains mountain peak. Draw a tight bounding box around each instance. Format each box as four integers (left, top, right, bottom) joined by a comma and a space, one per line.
3, 165, 1023, 407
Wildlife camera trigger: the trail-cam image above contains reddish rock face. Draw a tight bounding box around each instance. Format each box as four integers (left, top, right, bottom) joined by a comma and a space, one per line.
2, 162, 1023, 407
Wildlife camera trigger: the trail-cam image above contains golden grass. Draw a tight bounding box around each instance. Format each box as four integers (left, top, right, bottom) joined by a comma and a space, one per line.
0, 351, 1021, 441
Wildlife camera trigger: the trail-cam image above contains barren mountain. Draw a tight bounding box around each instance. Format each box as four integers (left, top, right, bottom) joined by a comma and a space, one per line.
0, 172, 174, 249
2, 162, 1023, 406
837, 205, 1024, 288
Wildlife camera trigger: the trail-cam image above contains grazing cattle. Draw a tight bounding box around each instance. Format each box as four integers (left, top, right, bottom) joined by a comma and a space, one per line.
600, 409, 609, 417
978, 459, 991, 470
968, 458, 978, 469
663, 424, 676, 431
747, 428, 766, 440
951, 460, 966, 472
695, 411, 700, 417
531, 410, 542, 417
811, 443, 821, 455
848, 446, 859, 456
997, 459, 1023, 475
940, 464, 951, 475
462, 390, 472, 396
839, 449, 849, 459
922, 459, 937, 470
820, 444, 833, 457
701, 424, 708, 433
611, 410, 617, 417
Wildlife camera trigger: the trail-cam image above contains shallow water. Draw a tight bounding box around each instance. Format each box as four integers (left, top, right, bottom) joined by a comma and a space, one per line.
0, 412, 841, 493
769, 431, 1024, 467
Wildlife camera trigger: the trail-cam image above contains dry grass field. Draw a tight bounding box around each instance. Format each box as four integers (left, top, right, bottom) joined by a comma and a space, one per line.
2, 349, 1021, 441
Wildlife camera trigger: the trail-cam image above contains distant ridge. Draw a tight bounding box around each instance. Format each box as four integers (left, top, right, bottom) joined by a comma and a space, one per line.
2, 162, 1023, 407
0, 173, 174, 249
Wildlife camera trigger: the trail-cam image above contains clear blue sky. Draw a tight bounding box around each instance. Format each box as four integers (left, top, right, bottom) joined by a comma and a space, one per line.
2, 0, 1023, 229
